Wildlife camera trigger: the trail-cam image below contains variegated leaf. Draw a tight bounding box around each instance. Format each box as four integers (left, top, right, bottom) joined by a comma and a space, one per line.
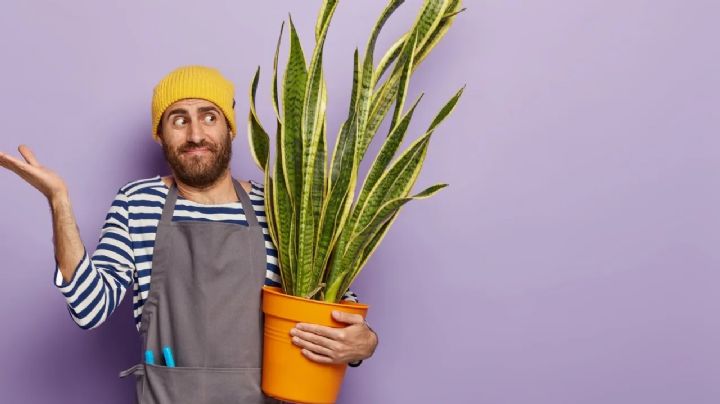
248, 67, 270, 171
326, 183, 448, 301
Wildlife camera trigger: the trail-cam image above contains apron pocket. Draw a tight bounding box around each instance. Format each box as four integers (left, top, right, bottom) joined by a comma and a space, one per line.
140, 363, 270, 404
119, 363, 145, 403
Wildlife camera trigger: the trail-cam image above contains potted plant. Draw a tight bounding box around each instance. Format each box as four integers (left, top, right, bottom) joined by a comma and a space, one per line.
247, 0, 465, 402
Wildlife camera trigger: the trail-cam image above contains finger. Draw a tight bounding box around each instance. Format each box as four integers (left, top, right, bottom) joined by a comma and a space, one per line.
295, 323, 345, 340
291, 335, 334, 358
0, 152, 31, 173
300, 348, 334, 364
18, 145, 41, 167
331, 310, 365, 325
291, 328, 342, 350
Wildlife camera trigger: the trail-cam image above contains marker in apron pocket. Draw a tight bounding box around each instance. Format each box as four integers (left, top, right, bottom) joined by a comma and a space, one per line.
145, 350, 155, 365
162, 346, 176, 367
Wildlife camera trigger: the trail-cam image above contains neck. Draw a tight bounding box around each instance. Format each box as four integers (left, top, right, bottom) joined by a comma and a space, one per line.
172, 170, 237, 204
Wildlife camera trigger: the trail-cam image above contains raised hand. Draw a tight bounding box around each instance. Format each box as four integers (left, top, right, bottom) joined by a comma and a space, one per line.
0, 145, 68, 200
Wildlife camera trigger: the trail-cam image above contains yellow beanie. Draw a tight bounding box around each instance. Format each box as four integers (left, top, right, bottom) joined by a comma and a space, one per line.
151, 65, 237, 141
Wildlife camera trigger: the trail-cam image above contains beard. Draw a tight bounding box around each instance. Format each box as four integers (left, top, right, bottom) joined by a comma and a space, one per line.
162, 134, 232, 188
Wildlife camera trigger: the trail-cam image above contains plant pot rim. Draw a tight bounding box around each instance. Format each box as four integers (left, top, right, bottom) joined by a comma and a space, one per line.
262, 285, 369, 309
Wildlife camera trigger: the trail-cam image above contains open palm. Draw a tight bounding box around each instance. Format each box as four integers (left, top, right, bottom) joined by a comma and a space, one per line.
0, 145, 67, 200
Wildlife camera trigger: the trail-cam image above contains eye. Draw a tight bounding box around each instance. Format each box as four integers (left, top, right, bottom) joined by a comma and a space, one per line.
203, 113, 217, 124
172, 116, 187, 127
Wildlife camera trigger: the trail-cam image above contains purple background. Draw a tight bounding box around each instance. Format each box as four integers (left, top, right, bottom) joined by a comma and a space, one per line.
1, 1, 718, 403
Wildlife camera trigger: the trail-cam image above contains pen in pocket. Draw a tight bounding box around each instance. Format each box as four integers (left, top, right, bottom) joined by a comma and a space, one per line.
162, 346, 175, 367
145, 350, 155, 365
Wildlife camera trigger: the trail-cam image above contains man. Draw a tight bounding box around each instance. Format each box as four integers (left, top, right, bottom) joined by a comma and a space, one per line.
0, 65, 378, 403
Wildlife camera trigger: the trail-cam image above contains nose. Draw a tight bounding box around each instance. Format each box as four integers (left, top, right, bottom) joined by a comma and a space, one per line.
187, 116, 205, 144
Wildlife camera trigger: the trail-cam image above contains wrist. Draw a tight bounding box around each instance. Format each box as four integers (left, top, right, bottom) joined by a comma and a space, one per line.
366, 321, 378, 353
49, 191, 70, 209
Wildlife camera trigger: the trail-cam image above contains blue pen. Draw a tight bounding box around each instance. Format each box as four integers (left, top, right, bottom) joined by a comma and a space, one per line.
144, 350, 155, 365
162, 346, 176, 367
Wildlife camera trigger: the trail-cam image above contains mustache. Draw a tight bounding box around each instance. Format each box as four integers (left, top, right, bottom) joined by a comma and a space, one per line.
178, 140, 218, 154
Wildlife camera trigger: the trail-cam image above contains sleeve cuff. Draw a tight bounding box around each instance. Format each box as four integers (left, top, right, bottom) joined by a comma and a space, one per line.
341, 290, 359, 303
54, 251, 89, 292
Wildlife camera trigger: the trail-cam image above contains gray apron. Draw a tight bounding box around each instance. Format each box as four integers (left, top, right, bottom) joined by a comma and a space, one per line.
119, 179, 279, 403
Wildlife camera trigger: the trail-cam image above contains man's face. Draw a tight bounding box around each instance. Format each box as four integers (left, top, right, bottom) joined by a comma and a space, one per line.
158, 99, 232, 188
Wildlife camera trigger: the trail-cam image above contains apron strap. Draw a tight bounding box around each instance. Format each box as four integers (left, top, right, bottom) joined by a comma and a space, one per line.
160, 182, 180, 225
232, 179, 259, 227
160, 178, 260, 227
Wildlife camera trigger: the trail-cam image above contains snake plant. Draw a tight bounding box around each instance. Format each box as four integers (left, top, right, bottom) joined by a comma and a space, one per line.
248, 0, 465, 303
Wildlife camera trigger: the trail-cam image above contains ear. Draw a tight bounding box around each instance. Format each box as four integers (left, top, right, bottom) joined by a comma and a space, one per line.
154, 127, 163, 144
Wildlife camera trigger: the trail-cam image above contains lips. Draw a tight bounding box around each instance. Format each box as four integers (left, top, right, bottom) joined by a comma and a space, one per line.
180, 145, 217, 157
182, 147, 211, 155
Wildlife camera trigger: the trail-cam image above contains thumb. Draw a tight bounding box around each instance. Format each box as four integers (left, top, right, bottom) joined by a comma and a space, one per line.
332, 310, 364, 326
18, 145, 40, 167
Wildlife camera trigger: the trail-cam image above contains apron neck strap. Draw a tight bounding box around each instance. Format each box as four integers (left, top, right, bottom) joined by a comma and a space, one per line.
161, 178, 260, 227
233, 180, 259, 227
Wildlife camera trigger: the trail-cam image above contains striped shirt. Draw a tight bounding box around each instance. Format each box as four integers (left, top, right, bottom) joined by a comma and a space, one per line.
54, 176, 356, 331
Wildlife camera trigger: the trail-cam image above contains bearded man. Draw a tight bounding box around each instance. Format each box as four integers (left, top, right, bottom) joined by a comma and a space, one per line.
0, 65, 378, 403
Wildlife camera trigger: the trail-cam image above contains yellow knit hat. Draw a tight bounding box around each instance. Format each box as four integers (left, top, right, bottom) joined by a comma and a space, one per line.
151, 65, 237, 141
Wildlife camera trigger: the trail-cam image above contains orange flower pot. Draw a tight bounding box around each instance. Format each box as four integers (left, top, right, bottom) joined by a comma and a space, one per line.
261, 286, 369, 404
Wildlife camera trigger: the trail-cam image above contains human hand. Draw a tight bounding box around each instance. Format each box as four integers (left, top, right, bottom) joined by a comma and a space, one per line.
289, 310, 378, 365
0, 145, 68, 201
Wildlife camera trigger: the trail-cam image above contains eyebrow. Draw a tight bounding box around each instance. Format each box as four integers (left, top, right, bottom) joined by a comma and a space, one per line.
165, 106, 220, 120
198, 106, 220, 114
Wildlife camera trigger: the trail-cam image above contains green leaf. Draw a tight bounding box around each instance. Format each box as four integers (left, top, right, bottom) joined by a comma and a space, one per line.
273, 149, 295, 294
252, 0, 464, 301
354, 212, 395, 275
327, 132, 431, 295
356, 0, 406, 160
374, 33, 407, 89
282, 16, 308, 210
364, 0, 451, 153
310, 113, 327, 286
389, 31, 418, 133
354, 183, 447, 250
296, 0, 337, 296
346, 48, 361, 129
288, 210, 297, 294
314, 112, 359, 290
272, 22, 285, 122
315, 0, 339, 41
351, 133, 431, 250
325, 183, 448, 301
415, 0, 465, 67
356, 94, 423, 216
330, 48, 360, 189
428, 85, 465, 133
247, 67, 270, 171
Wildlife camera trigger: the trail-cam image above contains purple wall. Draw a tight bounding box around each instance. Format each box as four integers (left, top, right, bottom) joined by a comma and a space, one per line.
1, 1, 718, 403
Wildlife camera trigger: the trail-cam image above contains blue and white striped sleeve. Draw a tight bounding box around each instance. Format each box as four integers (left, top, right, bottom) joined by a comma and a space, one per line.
53, 189, 135, 330
341, 289, 359, 303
